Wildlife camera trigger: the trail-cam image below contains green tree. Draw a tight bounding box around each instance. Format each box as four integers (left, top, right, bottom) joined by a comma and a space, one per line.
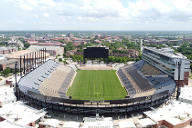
65, 42, 75, 51
59, 58, 62, 62
1, 68, 12, 77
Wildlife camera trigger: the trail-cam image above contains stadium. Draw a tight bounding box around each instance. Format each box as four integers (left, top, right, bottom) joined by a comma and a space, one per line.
14, 46, 190, 116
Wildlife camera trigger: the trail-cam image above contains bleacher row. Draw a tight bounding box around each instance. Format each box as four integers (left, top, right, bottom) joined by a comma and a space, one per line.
125, 67, 152, 91
134, 60, 145, 70
134, 60, 163, 75
135, 60, 176, 94
146, 76, 176, 93
58, 69, 75, 98
38, 65, 75, 98
141, 63, 162, 75
117, 60, 176, 96
19, 60, 59, 94
117, 69, 136, 96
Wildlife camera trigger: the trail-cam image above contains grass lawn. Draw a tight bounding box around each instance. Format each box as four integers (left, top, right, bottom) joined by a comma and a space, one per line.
67, 70, 127, 101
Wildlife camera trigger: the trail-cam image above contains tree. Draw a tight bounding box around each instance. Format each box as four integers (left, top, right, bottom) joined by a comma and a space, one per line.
65, 42, 75, 51
24, 42, 30, 48
59, 58, 62, 62
19, 38, 30, 49
176, 42, 192, 72
0, 68, 12, 77
58, 39, 64, 43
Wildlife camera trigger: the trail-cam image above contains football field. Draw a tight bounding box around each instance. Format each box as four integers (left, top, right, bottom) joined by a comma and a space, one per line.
67, 70, 127, 101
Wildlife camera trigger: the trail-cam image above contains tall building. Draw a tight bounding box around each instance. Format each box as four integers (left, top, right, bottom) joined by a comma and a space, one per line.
142, 47, 191, 86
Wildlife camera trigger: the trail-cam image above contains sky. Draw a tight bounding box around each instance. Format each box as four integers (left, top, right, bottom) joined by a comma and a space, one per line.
1, 0, 192, 31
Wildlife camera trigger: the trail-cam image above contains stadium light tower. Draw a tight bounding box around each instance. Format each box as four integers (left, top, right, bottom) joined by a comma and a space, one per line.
14, 62, 20, 101
19, 56, 22, 77
176, 60, 181, 100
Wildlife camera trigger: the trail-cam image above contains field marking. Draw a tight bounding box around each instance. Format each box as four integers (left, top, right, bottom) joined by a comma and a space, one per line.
67, 70, 127, 100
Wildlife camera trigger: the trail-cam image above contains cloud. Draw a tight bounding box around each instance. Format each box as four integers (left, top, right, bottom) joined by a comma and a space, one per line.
13, 0, 56, 10
128, 0, 192, 22
9, 0, 127, 19
1, 0, 192, 30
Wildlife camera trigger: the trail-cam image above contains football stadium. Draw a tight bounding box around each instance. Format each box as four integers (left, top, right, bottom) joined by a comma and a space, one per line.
14, 46, 191, 116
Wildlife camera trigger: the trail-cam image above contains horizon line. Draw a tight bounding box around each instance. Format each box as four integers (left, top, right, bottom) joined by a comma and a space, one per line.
0, 30, 192, 32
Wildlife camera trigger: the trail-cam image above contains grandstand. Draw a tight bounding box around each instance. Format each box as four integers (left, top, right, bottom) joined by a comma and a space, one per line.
117, 60, 176, 97
18, 58, 176, 101
39, 64, 75, 98
141, 63, 162, 75
18, 60, 58, 94
117, 68, 136, 96
18, 60, 75, 98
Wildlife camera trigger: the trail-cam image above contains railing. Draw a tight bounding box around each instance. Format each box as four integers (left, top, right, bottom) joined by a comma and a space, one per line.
20, 89, 169, 106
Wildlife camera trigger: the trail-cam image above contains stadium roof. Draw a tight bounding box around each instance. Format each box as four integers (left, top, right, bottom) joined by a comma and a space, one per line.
144, 47, 187, 59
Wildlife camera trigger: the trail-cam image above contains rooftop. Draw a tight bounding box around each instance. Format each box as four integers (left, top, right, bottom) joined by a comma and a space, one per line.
0, 120, 31, 128
82, 117, 113, 128
144, 47, 187, 59
0, 47, 17, 51
0, 86, 16, 105
6, 50, 33, 59
84, 46, 109, 49
0, 101, 46, 126
144, 85, 192, 126
28, 45, 63, 51
6, 50, 50, 59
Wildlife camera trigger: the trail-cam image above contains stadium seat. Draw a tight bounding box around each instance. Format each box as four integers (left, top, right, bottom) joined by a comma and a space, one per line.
18, 60, 59, 94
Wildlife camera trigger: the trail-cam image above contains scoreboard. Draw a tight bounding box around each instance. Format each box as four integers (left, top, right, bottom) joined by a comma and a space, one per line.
83, 46, 109, 59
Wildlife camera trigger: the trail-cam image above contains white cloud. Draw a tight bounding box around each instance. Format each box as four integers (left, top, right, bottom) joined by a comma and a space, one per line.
1, 0, 192, 30
13, 0, 56, 10
43, 12, 50, 18
128, 0, 192, 22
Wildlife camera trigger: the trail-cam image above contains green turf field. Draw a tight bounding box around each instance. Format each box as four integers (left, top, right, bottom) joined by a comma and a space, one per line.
67, 70, 127, 101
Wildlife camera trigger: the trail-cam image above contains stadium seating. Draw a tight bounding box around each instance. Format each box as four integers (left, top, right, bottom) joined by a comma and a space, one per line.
141, 63, 162, 75
134, 60, 145, 70
117, 60, 176, 97
134, 60, 176, 93
58, 69, 75, 97
146, 76, 176, 94
18, 60, 59, 94
39, 64, 75, 98
18, 58, 77, 98
117, 69, 136, 96
127, 68, 152, 91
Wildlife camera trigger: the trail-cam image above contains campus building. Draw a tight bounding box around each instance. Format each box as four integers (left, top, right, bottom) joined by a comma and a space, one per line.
142, 47, 191, 86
